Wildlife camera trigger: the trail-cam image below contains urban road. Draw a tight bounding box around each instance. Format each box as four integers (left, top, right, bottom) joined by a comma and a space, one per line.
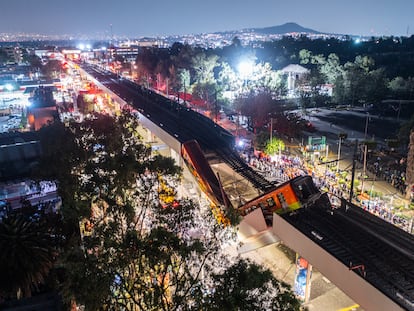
81, 63, 414, 310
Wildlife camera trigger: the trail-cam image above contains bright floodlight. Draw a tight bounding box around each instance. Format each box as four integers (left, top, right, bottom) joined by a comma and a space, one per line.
78, 43, 85, 50
238, 61, 254, 78
5, 83, 14, 91
86, 44, 91, 50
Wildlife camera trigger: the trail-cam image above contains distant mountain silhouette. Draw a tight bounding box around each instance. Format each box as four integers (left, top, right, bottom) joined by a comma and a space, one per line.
247, 22, 321, 35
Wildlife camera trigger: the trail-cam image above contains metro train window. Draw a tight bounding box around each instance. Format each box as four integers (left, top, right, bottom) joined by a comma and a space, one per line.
298, 184, 311, 199
277, 193, 288, 209
266, 197, 275, 207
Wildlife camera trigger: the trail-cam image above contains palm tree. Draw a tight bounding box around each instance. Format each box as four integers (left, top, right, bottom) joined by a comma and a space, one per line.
0, 215, 57, 299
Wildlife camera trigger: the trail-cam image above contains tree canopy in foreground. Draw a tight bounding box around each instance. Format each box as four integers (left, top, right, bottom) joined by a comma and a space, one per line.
4, 110, 300, 310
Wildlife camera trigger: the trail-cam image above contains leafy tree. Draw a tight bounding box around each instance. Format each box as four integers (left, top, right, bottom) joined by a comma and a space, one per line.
234, 92, 274, 129
42, 59, 65, 79
364, 68, 388, 104
0, 48, 12, 65
207, 259, 301, 311
388, 76, 414, 99
319, 53, 343, 84
192, 81, 217, 105
170, 43, 195, 71
191, 52, 219, 85
298, 49, 312, 65
0, 214, 57, 299
337, 58, 369, 106
251, 62, 286, 96
265, 138, 285, 157
38, 110, 300, 310
178, 68, 191, 93
217, 61, 239, 93
23, 53, 42, 72
135, 47, 161, 86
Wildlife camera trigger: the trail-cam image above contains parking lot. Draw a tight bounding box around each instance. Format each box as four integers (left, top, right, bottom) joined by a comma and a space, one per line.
0, 93, 29, 132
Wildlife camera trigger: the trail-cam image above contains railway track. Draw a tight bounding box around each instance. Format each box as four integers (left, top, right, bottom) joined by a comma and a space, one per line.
82, 64, 274, 193
282, 203, 414, 310
82, 64, 414, 310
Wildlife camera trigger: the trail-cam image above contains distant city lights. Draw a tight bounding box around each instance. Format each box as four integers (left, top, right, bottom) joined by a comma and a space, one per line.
77, 43, 92, 50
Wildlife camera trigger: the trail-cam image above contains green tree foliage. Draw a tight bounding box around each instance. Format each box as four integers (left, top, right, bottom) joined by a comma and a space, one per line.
192, 82, 217, 104
0, 48, 12, 65
191, 53, 219, 85
0, 214, 57, 299
298, 49, 312, 65
24, 53, 42, 72
38, 111, 300, 310
252, 63, 286, 96
319, 53, 343, 84
333, 56, 381, 105
135, 48, 171, 87
265, 138, 285, 156
388, 76, 414, 99
217, 62, 239, 93
178, 68, 191, 93
170, 43, 196, 70
365, 68, 388, 103
207, 259, 301, 311
42, 59, 65, 79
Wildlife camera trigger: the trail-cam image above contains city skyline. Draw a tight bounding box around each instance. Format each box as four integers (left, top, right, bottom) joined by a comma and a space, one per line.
1, 0, 413, 39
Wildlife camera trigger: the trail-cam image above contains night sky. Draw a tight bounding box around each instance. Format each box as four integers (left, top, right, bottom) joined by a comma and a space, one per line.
1, 0, 412, 38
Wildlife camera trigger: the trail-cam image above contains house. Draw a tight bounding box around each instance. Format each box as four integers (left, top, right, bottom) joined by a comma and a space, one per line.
280, 64, 310, 95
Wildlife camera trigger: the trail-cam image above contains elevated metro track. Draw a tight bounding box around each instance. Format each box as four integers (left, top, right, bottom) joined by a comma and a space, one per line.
80, 64, 414, 310
274, 200, 414, 311
81, 64, 274, 192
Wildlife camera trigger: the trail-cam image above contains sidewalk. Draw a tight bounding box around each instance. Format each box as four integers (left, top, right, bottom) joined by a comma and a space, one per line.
240, 244, 360, 311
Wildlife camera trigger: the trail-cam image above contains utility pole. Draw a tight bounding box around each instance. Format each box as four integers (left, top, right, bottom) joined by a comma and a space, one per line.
364, 112, 369, 140
270, 117, 273, 142
337, 133, 347, 173
349, 140, 358, 204
362, 113, 370, 196
337, 137, 342, 172
361, 144, 368, 195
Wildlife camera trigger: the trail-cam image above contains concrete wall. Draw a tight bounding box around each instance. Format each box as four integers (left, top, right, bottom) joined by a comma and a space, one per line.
272, 214, 404, 311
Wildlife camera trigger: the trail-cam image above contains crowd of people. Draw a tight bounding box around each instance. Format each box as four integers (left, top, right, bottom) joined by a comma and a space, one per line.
365, 155, 407, 195
239, 149, 413, 233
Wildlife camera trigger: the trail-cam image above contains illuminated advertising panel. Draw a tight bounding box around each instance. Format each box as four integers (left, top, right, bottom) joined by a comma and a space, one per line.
294, 254, 312, 302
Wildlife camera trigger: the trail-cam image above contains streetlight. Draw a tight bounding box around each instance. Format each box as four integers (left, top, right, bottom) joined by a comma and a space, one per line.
237, 60, 254, 93
4, 83, 15, 113
238, 61, 254, 78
